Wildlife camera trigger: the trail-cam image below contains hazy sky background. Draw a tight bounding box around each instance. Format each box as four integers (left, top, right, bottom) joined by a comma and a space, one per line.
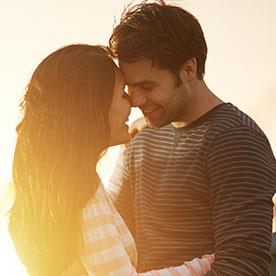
0, 0, 275, 274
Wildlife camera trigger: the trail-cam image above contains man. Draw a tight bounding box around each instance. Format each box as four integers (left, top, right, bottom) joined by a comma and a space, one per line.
108, 1, 276, 275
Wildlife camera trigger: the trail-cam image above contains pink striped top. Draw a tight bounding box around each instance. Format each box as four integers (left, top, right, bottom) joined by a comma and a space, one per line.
78, 183, 214, 275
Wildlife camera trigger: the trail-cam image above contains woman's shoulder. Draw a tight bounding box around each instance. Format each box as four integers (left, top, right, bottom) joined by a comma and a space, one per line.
81, 182, 111, 220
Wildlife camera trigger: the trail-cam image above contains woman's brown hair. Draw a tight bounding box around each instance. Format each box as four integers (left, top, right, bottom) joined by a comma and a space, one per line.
9, 44, 116, 275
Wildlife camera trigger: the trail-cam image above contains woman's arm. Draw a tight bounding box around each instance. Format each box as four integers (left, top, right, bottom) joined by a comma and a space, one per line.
80, 185, 214, 275
128, 255, 214, 275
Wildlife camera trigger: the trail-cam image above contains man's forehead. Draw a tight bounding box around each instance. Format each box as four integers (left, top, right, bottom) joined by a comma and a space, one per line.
129, 79, 157, 88
119, 58, 159, 85
119, 58, 153, 71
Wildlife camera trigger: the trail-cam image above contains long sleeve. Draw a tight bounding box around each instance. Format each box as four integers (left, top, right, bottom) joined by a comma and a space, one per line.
80, 184, 214, 276
206, 126, 276, 275
108, 145, 135, 235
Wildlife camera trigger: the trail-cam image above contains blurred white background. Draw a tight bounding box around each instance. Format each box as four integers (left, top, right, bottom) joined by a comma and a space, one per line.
0, 0, 275, 274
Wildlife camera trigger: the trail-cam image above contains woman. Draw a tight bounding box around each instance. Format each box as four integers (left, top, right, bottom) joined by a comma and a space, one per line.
9, 44, 213, 275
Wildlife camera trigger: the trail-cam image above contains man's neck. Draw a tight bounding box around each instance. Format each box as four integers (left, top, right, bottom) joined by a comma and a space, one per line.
172, 82, 223, 128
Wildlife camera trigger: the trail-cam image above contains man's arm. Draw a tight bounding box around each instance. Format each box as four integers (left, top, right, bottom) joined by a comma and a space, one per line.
206, 127, 275, 275
107, 145, 136, 235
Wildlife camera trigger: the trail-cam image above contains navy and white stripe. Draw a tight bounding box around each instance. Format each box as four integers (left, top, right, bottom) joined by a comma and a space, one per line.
108, 103, 276, 275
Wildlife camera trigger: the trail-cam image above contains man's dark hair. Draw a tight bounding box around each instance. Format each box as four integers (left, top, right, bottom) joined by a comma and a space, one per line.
109, 0, 207, 80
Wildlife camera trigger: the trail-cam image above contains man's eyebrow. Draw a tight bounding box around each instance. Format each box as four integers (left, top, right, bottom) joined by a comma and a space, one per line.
129, 80, 156, 87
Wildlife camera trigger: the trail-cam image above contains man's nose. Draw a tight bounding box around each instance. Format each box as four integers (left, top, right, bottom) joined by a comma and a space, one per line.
128, 88, 146, 107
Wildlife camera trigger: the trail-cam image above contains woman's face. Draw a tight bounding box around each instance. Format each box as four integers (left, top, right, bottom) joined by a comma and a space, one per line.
108, 69, 131, 146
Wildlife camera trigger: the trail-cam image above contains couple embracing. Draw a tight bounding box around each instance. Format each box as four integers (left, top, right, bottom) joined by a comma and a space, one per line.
9, 1, 276, 275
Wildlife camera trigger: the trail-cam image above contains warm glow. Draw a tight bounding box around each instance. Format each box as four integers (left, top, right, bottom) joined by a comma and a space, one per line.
0, 221, 27, 275
0, 0, 276, 274
0, 182, 27, 275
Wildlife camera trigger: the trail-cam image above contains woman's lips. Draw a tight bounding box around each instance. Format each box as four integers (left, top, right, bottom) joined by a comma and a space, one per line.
142, 106, 160, 116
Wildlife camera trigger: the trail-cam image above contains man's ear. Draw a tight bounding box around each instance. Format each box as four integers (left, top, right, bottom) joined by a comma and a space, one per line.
179, 57, 197, 81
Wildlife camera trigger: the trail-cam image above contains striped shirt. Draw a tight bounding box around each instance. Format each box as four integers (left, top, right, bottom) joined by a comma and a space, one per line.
76, 182, 214, 275
108, 103, 276, 275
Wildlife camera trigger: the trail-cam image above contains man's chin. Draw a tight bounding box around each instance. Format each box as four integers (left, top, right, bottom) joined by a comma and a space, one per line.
145, 117, 169, 128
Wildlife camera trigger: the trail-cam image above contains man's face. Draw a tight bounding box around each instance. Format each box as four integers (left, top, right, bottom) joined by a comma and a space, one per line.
120, 58, 191, 128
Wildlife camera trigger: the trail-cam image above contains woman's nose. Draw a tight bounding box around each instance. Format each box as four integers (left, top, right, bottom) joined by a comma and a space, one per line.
128, 88, 146, 107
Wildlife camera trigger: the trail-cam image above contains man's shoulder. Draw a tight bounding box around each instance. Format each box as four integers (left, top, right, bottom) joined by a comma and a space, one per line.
206, 103, 266, 138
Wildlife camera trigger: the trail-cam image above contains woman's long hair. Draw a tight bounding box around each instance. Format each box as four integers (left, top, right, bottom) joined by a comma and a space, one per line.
9, 44, 116, 275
